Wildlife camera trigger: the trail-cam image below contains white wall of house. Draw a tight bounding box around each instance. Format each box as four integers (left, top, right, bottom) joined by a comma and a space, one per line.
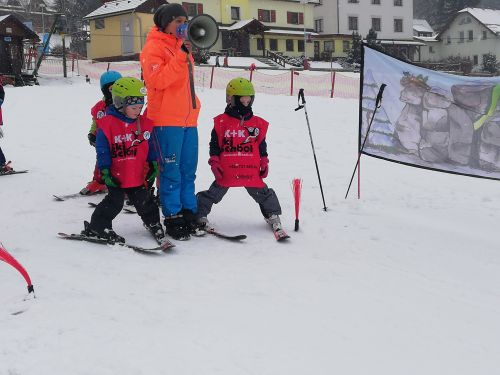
314, 0, 413, 40
439, 11, 500, 67
416, 40, 441, 61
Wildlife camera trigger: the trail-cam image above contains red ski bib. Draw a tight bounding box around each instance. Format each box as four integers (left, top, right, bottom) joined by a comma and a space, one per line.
98, 115, 153, 188
214, 113, 268, 188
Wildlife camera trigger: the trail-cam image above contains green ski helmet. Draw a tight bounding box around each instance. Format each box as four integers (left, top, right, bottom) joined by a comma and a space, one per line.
226, 77, 255, 97
226, 77, 255, 107
112, 77, 147, 110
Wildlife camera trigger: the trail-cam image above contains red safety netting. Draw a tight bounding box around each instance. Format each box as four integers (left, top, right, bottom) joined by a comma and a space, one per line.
37, 57, 360, 99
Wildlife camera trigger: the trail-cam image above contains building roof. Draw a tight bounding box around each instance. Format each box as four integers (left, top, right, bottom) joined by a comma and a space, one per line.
84, 0, 148, 20
459, 7, 500, 35
414, 36, 439, 42
266, 29, 318, 36
0, 14, 39, 40
226, 19, 254, 31
413, 19, 434, 34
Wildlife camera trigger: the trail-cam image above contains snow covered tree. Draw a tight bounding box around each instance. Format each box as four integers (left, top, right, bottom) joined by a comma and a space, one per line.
482, 53, 498, 74
347, 32, 362, 65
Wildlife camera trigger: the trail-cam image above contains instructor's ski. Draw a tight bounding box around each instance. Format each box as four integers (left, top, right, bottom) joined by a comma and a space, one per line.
58, 232, 169, 254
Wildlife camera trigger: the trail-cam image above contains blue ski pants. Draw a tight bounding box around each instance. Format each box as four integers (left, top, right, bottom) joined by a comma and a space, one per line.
153, 126, 198, 217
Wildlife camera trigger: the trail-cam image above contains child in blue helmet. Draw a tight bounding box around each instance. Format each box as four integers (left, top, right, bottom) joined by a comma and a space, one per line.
80, 70, 122, 195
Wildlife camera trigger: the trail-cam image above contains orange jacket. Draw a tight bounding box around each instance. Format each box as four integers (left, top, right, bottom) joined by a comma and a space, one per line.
140, 27, 201, 127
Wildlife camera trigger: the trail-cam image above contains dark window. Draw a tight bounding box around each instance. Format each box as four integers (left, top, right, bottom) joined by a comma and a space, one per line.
473, 55, 478, 65
343, 40, 350, 52
182, 2, 203, 17
324, 41, 334, 52
459, 31, 464, 43
298, 40, 304, 52
482, 30, 487, 40
468, 30, 473, 40
394, 0, 402, 5
257, 38, 264, 50
95, 19, 105, 29
394, 18, 403, 32
348, 16, 358, 31
258, 9, 276, 23
286, 39, 294, 51
446, 35, 451, 44
269, 39, 278, 51
231, 7, 240, 20
314, 19, 323, 33
287, 11, 304, 25
372, 0, 381, 4
372, 17, 381, 32
348, 0, 359, 2
429, 46, 434, 53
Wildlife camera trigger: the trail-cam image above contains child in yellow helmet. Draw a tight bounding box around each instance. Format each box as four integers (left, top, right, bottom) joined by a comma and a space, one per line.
195, 78, 288, 240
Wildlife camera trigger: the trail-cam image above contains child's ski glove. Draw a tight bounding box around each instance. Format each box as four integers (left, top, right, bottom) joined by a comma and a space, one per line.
259, 157, 269, 178
88, 133, 96, 147
101, 168, 119, 188
146, 161, 159, 183
208, 155, 223, 180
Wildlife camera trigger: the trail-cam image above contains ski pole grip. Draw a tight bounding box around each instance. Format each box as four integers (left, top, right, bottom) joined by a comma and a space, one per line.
294, 219, 299, 231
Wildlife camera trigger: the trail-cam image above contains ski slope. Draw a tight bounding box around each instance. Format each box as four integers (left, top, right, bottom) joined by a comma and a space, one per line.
0, 75, 499, 375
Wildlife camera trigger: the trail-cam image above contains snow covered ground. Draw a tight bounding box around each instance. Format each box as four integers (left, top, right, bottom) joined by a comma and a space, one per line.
1, 75, 500, 375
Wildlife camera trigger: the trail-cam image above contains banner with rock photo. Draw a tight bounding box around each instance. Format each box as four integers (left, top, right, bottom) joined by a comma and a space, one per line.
360, 45, 500, 180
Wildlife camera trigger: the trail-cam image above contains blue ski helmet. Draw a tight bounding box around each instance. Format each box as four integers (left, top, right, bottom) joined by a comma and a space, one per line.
100, 70, 122, 89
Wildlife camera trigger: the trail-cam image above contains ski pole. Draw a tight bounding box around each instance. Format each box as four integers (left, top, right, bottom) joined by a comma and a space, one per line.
345, 83, 387, 199
295, 89, 327, 212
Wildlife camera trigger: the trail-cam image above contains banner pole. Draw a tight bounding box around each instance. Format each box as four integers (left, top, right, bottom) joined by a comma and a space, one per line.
357, 157, 360, 199
345, 83, 386, 199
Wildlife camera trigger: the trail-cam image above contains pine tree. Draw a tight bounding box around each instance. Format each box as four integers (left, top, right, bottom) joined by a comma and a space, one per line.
347, 32, 362, 65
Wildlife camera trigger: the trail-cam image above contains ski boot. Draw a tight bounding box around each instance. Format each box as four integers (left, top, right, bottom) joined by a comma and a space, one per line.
145, 222, 166, 244
265, 214, 290, 241
181, 208, 207, 237
81, 221, 125, 244
164, 214, 191, 241
0, 161, 13, 174
80, 180, 107, 195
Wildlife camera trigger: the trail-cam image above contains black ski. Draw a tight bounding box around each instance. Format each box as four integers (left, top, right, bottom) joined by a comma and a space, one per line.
88, 202, 136, 214
206, 227, 246, 242
58, 232, 170, 254
53, 191, 105, 201
0, 170, 28, 176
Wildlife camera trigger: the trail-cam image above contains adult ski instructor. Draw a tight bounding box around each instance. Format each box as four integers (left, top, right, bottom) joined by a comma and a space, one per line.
140, 3, 201, 241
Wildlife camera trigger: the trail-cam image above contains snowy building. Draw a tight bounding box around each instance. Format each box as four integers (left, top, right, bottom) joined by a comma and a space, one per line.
313, 0, 421, 61
84, 0, 167, 61
437, 7, 500, 69
0, 0, 58, 33
413, 19, 434, 37
85, 0, 320, 61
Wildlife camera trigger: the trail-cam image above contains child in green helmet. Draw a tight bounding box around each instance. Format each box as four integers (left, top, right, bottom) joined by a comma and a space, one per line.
196, 78, 289, 240
81, 77, 166, 245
